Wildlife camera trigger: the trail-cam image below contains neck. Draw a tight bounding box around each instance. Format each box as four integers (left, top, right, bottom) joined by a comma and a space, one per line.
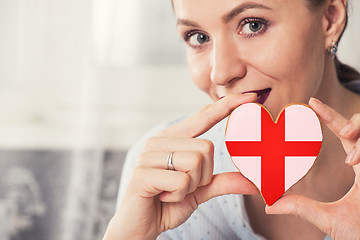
289, 57, 359, 202
315, 58, 356, 119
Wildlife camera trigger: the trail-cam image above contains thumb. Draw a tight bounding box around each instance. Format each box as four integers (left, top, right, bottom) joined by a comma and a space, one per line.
265, 194, 333, 235
194, 172, 259, 204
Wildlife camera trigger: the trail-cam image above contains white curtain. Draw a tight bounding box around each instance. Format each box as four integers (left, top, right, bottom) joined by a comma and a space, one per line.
0, 0, 105, 239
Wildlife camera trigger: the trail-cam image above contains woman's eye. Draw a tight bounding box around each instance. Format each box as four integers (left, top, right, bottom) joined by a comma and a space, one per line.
249, 22, 263, 32
186, 32, 210, 47
238, 18, 268, 38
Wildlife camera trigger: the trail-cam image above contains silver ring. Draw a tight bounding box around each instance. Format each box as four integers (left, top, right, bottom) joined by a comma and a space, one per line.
167, 152, 175, 171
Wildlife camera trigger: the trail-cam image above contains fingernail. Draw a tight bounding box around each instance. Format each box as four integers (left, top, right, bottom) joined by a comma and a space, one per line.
310, 97, 323, 105
339, 123, 353, 137
345, 149, 356, 164
243, 92, 257, 99
243, 92, 257, 96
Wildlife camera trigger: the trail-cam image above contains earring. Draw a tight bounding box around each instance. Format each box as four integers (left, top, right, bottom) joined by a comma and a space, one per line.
328, 41, 338, 59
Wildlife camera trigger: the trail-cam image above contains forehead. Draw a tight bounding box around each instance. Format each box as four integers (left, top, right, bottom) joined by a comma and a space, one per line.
172, 0, 304, 18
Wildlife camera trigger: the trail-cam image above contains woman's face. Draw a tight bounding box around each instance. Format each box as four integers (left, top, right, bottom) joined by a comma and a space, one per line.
174, 0, 327, 116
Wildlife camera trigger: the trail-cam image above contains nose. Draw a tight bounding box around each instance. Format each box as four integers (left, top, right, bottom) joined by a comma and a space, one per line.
210, 38, 247, 86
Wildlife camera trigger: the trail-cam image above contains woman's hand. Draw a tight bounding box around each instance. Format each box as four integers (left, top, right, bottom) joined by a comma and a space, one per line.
266, 97, 360, 240
103, 93, 259, 240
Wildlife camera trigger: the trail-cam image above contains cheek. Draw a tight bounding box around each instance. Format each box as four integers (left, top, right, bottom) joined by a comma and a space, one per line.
277, 27, 325, 96
244, 23, 325, 99
266, 39, 322, 82
187, 52, 212, 94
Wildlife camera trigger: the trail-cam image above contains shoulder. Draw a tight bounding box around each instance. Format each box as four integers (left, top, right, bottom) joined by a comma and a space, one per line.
125, 115, 187, 166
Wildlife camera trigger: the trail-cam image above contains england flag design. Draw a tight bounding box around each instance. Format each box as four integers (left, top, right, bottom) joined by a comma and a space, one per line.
225, 103, 323, 205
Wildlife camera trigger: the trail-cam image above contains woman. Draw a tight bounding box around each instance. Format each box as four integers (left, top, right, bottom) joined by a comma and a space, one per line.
104, 0, 360, 239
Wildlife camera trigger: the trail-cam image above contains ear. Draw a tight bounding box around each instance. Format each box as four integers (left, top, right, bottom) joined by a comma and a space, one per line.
322, 0, 347, 49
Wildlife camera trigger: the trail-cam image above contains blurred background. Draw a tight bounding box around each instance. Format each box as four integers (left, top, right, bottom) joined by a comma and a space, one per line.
0, 0, 359, 239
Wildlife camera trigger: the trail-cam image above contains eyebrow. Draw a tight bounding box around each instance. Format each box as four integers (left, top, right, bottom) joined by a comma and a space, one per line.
176, 2, 272, 27
223, 2, 272, 23
176, 19, 200, 28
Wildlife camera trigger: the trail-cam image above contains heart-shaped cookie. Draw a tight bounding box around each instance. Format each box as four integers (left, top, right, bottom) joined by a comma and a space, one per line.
225, 103, 323, 205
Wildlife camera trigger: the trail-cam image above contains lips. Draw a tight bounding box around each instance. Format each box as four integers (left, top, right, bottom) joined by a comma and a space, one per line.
243, 88, 271, 105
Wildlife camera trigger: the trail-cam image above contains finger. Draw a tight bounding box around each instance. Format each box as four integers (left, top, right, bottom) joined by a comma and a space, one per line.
131, 167, 191, 202
265, 194, 333, 235
137, 151, 202, 193
345, 139, 360, 166
309, 97, 354, 153
193, 172, 259, 205
344, 139, 360, 184
143, 137, 214, 186
309, 97, 348, 138
158, 93, 257, 138
339, 114, 360, 140
354, 164, 360, 183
